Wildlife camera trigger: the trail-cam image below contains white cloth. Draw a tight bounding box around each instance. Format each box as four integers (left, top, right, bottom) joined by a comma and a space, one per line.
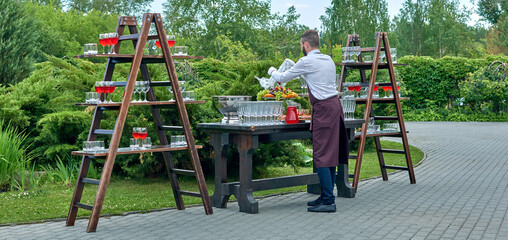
271, 49, 338, 100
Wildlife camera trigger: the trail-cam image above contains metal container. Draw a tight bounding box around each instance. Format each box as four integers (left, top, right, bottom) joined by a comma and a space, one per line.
212, 95, 252, 123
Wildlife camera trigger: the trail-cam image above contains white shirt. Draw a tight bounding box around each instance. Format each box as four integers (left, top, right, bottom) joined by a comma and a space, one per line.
271, 49, 338, 100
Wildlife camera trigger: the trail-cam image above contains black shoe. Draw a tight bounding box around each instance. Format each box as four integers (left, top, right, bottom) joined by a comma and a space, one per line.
307, 204, 336, 213
307, 198, 324, 206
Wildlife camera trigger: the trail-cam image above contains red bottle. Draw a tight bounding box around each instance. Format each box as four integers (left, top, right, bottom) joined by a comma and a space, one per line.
285, 106, 299, 124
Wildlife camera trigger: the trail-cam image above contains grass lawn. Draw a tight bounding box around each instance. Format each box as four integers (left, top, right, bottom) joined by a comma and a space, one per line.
0, 140, 423, 224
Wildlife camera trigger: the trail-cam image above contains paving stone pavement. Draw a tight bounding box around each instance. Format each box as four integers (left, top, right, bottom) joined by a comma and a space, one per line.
2, 122, 508, 239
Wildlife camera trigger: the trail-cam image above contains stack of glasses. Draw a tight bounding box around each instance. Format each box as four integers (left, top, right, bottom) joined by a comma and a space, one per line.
341, 46, 361, 63
83, 141, 105, 153
235, 101, 284, 125
170, 135, 187, 147
340, 98, 356, 120
382, 123, 399, 133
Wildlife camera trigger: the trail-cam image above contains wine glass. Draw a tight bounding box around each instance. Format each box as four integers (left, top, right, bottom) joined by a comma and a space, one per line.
108, 32, 119, 54
382, 86, 390, 98
99, 34, 108, 54
167, 35, 176, 48
95, 81, 106, 103
142, 81, 149, 102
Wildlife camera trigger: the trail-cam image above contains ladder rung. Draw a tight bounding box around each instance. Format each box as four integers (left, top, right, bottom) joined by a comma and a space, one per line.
75, 202, 93, 211
82, 178, 100, 185
94, 129, 114, 135
150, 81, 172, 87
119, 34, 159, 41
379, 149, 406, 154
99, 106, 120, 111
349, 155, 357, 159
348, 174, 354, 178
160, 125, 184, 131
383, 165, 409, 171
373, 116, 399, 121
171, 168, 196, 176
178, 190, 202, 198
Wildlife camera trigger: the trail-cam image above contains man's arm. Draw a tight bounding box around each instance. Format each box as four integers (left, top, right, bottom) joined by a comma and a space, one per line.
270, 59, 306, 84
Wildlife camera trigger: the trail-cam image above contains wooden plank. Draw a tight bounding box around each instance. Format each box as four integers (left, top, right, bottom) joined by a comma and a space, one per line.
352, 32, 384, 190
75, 100, 205, 107
159, 125, 184, 131
171, 168, 196, 176
75, 202, 93, 211
383, 165, 409, 171
86, 13, 153, 233
71, 145, 204, 156
178, 190, 202, 198
118, 16, 138, 26
154, 13, 213, 215
82, 178, 100, 185
354, 97, 410, 103
379, 149, 406, 154
93, 129, 114, 135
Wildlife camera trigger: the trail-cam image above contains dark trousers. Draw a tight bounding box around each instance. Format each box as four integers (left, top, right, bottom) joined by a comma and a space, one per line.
316, 166, 336, 205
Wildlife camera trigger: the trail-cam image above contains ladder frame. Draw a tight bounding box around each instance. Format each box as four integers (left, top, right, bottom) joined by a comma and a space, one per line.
339, 32, 416, 190
66, 13, 212, 233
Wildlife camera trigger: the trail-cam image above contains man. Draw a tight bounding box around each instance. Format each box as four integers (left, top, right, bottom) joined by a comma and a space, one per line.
268, 30, 348, 213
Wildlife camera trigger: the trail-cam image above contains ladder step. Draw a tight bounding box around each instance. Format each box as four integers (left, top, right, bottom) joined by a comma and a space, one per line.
82, 178, 100, 185
373, 116, 399, 121
171, 168, 196, 176
150, 81, 172, 87
75, 202, 93, 211
94, 129, 114, 135
348, 174, 354, 178
349, 155, 357, 159
160, 125, 184, 131
383, 165, 409, 171
118, 34, 159, 41
178, 190, 202, 198
379, 149, 406, 154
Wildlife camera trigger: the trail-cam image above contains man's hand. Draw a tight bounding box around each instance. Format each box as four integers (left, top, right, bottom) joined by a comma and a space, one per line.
268, 67, 277, 75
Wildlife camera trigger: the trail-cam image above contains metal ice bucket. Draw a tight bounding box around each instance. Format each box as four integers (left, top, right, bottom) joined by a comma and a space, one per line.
212, 95, 252, 123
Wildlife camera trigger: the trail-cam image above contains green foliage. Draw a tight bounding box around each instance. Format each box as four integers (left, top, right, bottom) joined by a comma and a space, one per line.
459, 65, 508, 113
40, 155, 78, 187
392, 0, 480, 58
320, 0, 390, 48
65, 0, 152, 16
25, 2, 124, 59
0, 0, 39, 85
0, 121, 36, 191
214, 34, 257, 62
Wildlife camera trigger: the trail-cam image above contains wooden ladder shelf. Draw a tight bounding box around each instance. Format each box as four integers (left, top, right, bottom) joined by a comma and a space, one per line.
338, 32, 416, 190
66, 13, 213, 233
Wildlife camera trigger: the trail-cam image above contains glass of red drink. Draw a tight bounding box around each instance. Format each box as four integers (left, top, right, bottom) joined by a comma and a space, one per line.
99, 33, 108, 54
156, 35, 176, 55
133, 127, 147, 148
95, 81, 107, 103
108, 32, 119, 54
105, 81, 116, 102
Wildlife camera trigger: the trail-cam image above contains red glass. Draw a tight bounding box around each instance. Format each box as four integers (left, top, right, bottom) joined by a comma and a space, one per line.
155, 41, 161, 48
374, 86, 379, 91
138, 132, 148, 139
347, 86, 355, 91
106, 86, 116, 94
397, 86, 400, 90
354, 85, 362, 91
99, 39, 108, 47
104, 38, 112, 46
109, 37, 119, 46
132, 132, 140, 139
285, 106, 299, 124
388, 86, 393, 91
382, 86, 390, 91
95, 86, 107, 93
168, 40, 175, 47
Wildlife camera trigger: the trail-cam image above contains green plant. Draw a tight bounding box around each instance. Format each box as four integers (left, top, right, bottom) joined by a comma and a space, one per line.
41, 156, 78, 187
0, 121, 36, 191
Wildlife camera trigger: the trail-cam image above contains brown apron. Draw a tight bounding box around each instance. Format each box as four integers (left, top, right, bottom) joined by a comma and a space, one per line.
309, 89, 349, 168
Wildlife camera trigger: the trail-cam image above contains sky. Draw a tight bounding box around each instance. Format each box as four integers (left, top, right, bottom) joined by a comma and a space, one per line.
149, 0, 481, 29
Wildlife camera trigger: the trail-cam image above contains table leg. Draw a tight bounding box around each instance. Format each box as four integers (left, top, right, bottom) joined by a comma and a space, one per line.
336, 163, 355, 198
210, 133, 231, 208
236, 134, 258, 214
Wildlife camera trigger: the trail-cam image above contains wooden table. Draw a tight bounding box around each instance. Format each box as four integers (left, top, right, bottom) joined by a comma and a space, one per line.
198, 119, 364, 214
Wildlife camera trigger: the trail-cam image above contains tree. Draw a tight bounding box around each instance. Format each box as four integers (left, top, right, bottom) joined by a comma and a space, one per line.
393, 0, 477, 58
320, 0, 390, 49
0, 0, 39, 85
477, 0, 507, 24
64, 0, 152, 16
163, 0, 273, 59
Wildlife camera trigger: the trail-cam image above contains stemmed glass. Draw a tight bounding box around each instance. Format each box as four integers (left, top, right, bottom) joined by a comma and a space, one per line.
108, 32, 119, 54
99, 34, 108, 54
168, 85, 174, 101
179, 81, 186, 91
141, 81, 149, 102
105, 81, 115, 103
133, 127, 147, 148
95, 81, 106, 103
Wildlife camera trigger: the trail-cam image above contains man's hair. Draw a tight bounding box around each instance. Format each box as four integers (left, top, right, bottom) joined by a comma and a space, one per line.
301, 30, 320, 48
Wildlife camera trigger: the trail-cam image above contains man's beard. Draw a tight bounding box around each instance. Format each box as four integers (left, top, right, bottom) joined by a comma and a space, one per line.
302, 46, 307, 56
